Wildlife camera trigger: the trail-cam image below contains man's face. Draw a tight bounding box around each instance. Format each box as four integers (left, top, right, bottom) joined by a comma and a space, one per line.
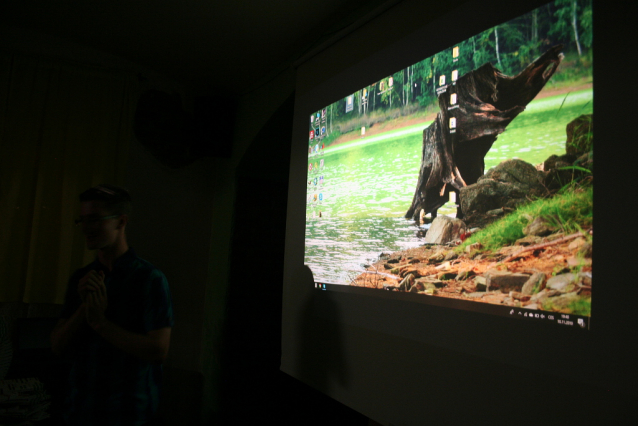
79, 201, 123, 250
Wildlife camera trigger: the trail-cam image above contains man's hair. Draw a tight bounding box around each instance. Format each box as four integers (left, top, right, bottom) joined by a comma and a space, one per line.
79, 184, 132, 216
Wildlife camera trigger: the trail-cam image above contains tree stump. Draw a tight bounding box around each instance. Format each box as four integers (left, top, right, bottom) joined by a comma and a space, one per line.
405, 45, 564, 220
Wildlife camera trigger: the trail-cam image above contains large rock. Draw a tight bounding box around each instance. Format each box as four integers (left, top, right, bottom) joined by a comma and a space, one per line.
423, 216, 466, 244
565, 114, 593, 157
521, 272, 546, 295
485, 269, 531, 293
542, 156, 592, 190
523, 216, 556, 237
542, 153, 576, 171
460, 159, 546, 215
547, 272, 593, 297
483, 159, 546, 191
575, 151, 593, 174
539, 115, 594, 190
460, 179, 524, 213
459, 211, 501, 229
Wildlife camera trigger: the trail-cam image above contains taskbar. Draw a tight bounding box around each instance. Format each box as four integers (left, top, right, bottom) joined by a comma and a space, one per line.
313, 281, 591, 330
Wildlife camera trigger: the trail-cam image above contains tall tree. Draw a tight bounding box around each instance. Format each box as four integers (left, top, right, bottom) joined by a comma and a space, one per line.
409, 65, 413, 104
329, 103, 333, 135
571, 0, 582, 56
372, 81, 376, 112
552, 0, 583, 56
579, 0, 593, 50
532, 8, 538, 47
494, 26, 502, 68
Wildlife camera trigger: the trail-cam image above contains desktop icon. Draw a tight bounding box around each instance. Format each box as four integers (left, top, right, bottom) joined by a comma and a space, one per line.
449, 117, 456, 129
439, 75, 446, 86
452, 46, 459, 58
450, 93, 457, 105
309, 130, 315, 140
346, 95, 354, 112
452, 69, 458, 81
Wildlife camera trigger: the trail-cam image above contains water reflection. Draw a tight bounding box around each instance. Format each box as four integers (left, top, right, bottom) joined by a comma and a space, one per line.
305, 216, 426, 283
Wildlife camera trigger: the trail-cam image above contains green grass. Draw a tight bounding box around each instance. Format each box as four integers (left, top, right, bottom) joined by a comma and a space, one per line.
542, 297, 591, 316
457, 184, 593, 254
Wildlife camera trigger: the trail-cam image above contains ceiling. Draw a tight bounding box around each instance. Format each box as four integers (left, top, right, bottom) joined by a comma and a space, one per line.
0, 0, 394, 97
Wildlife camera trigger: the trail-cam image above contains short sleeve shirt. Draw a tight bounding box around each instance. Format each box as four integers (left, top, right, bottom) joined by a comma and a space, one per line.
60, 248, 174, 426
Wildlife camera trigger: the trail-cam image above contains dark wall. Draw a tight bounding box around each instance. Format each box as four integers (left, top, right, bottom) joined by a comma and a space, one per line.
217, 93, 369, 424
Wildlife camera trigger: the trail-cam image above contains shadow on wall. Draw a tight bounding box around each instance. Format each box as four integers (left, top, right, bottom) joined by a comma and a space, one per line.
296, 266, 348, 394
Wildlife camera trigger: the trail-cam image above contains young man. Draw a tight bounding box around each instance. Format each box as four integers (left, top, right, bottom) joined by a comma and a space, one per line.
51, 184, 174, 426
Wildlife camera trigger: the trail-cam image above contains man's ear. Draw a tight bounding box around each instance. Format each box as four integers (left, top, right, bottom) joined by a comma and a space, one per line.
118, 214, 128, 229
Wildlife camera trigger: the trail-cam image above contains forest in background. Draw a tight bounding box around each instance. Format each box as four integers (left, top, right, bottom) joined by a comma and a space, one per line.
315, 0, 593, 147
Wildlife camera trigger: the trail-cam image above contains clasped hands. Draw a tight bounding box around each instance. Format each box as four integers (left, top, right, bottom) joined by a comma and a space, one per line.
78, 270, 108, 330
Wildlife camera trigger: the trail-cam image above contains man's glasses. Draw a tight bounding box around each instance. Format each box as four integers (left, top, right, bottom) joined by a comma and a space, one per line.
74, 215, 121, 226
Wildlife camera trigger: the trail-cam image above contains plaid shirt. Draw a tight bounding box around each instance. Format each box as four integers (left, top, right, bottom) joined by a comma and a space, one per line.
60, 248, 174, 425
